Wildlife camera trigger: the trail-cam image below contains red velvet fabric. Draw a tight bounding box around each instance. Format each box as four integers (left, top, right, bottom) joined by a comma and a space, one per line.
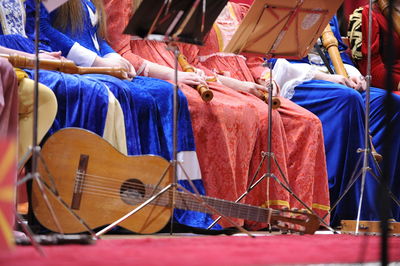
358, 4, 400, 91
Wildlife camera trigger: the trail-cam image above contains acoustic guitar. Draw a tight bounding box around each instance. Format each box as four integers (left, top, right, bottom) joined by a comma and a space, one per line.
32, 128, 320, 235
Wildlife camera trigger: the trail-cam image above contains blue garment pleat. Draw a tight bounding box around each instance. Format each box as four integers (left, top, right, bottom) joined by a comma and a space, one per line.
362, 89, 400, 222
292, 80, 400, 225
0, 34, 109, 141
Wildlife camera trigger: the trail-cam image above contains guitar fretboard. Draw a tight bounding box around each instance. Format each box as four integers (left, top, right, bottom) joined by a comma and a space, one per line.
143, 185, 272, 223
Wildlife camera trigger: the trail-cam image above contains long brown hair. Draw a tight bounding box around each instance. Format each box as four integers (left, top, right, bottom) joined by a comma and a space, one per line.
52, 0, 107, 38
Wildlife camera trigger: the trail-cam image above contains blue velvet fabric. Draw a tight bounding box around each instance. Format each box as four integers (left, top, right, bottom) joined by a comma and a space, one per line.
25, 0, 212, 229
275, 16, 400, 226
0, 34, 110, 141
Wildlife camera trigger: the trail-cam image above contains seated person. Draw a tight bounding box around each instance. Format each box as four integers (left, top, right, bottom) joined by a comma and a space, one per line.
348, 0, 400, 92
0, 0, 127, 154
25, 0, 198, 161
105, 0, 329, 230
275, 15, 400, 225
25, 0, 213, 230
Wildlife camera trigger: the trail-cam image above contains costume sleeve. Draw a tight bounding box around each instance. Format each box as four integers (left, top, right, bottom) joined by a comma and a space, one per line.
246, 56, 269, 81
273, 59, 316, 99
98, 39, 116, 57
25, 0, 98, 66
104, 0, 146, 74
177, 43, 215, 77
361, 7, 400, 89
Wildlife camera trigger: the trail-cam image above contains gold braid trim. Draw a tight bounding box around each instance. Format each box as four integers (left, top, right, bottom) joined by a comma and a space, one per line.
348, 7, 364, 61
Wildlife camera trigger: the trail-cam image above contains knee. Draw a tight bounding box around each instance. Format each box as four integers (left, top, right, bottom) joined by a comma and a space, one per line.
18, 78, 57, 116
334, 87, 364, 110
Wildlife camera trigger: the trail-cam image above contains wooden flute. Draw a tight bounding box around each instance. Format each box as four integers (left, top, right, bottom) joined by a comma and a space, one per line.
1, 53, 129, 80
177, 52, 214, 102
321, 25, 349, 78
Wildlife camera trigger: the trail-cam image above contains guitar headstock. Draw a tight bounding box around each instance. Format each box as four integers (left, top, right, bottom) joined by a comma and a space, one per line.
270, 209, 320, 234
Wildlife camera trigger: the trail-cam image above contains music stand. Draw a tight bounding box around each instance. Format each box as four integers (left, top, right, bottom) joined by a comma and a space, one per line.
95, 0, 253, 237
215, 0, 343, 232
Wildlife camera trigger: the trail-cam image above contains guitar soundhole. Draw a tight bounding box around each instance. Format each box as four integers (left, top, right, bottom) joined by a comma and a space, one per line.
120, 179, 146, 205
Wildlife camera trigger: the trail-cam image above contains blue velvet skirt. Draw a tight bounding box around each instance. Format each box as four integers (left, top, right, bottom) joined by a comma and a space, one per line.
0, 34, 214, 229
292, 80, 400, 225
0, 34, 111, 142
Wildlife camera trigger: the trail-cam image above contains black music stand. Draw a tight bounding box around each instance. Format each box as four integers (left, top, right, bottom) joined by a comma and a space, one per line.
210, 0, 343, 232
95, 0, 254, 237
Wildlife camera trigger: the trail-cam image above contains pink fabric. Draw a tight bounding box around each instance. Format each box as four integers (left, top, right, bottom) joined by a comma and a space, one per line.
0, 58, 18, 137
2, 235, 400, 265
104, 0, 146, 74
197, 3, 330, 222
104, 0, 294, 228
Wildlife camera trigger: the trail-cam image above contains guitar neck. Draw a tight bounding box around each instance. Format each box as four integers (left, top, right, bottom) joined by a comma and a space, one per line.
176, 191, 270, 223
146, 186, 271, 223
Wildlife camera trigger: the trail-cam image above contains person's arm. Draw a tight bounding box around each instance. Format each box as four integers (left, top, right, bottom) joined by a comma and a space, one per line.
104, 0, 146, 75
25, 0, 98, 66
360, 6, 400, 90
25, 0, 134, 78
145, 61, 205, 86
0, 46, 62, 60
217, 74, 267, 99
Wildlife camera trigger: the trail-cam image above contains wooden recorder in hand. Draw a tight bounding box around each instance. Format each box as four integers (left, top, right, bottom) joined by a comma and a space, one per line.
1, 53, 129, 80
177, 53, 214, 102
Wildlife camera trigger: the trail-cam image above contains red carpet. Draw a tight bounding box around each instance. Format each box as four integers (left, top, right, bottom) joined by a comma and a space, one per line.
1, 234, 400, 265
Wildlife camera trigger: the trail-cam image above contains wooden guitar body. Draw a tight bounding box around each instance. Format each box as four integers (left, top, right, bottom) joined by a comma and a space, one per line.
32, 128, 172, 234
32, 128, 320, 235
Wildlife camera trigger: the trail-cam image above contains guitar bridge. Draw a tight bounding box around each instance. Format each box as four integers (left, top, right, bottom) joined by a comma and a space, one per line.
71, 154, 89, 210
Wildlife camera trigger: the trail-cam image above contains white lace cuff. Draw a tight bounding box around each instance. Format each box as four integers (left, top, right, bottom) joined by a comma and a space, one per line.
273, 59, 316, 99
67, 43, 98, 67
344, 63, 362, 78
104, 52, 121, 59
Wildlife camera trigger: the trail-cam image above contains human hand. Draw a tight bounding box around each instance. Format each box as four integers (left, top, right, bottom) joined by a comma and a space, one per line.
257, 78, 279, 97
240, 81, 267, 99
349, 75, 367, 91
38, 51, 63, 60
177, 71, 206, 86
93, 56, 136, 79
318, 73, 357, 88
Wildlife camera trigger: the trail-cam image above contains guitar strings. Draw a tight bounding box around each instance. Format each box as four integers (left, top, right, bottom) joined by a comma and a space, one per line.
67, 174, 285, 221
73, 173, 262, 214
74, 173, 305, 219
78, 176, 271, 217
41, 171, 311, 226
